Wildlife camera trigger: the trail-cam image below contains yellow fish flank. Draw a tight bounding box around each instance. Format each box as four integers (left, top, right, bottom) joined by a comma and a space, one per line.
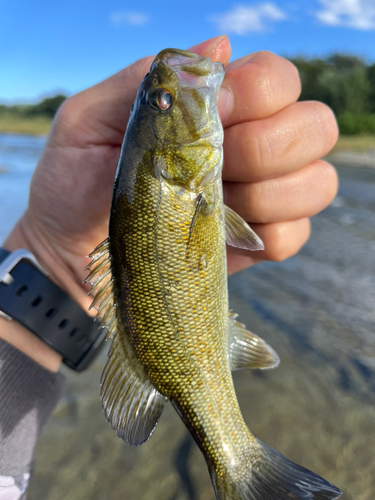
85, 49, 342, 500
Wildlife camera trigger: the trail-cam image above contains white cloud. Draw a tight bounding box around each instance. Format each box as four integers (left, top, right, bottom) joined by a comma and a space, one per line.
210, 3, 287, 35
110, 11, 149, 27
316, 0, 375, 30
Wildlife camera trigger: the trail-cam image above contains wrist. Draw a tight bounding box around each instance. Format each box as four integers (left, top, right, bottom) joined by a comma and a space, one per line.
3, 213, 93, 312
0, 315, 62, 372
1, 216, 97, 372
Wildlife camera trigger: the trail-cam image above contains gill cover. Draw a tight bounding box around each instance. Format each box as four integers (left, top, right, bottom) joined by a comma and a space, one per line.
146, 49, 225, 191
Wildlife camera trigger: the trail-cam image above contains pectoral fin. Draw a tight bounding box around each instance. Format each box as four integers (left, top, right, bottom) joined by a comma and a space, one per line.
86, 238, 167, 445
224, 205, 264, 251
228, 312, 279, 370
189, 193, 207, 245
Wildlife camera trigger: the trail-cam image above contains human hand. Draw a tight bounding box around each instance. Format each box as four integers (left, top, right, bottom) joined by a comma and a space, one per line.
4, 35, 338, 308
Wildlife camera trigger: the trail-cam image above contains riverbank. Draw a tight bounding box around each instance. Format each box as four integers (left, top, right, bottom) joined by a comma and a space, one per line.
0, 117, 374, 155
0, 114, 52, 135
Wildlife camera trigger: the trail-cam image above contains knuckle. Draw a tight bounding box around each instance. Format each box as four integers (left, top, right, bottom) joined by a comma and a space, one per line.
309, 101, 338, 130
248, 183, 269, 223
54, 95, 79, 125
251, 52, 301, 110
285, 60, 302, 97
267, 220, 310, 262
267, 224, 290, 261
318, 161, 339, 202
302, 101, 339, 150
246, 121, 272, 172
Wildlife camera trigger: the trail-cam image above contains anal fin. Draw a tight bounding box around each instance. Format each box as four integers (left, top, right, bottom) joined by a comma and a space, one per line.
228, 312, 279, 370
101, 333, 167, 445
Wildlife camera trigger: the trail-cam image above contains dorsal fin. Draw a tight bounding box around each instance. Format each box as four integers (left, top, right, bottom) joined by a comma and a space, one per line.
228, 311, 279, 370
85, 238, 167, 444
84, 237, 116, 340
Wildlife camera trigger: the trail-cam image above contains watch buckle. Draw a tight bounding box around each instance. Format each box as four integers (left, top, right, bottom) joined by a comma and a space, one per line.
0, 249, 47, 320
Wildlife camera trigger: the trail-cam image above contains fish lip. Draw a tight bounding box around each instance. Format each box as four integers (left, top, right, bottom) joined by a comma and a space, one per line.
152, 48, 202, 67
151, 49, 225, 102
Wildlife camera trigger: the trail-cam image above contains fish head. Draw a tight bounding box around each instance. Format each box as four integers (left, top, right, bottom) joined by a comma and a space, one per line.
131, 49, 225, 193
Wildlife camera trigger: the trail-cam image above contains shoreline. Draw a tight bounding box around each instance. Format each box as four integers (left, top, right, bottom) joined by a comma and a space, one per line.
327, 151, 375, 168
1, 126, 374, 168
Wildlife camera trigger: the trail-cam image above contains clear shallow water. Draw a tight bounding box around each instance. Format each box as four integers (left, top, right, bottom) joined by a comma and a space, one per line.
0, 133, 46, 240
1, 134, 374, 500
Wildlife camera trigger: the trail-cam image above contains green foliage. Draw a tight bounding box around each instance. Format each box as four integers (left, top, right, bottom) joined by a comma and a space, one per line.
367, 63, 375, 113
337, 112, 375, 135
25, 94, 67, 118
0, 94, 67, 119
290, 54, 375, 135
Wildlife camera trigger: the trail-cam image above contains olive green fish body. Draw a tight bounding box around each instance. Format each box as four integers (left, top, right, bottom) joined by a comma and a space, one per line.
87, 49, 342, 500
111, 162, 253, 477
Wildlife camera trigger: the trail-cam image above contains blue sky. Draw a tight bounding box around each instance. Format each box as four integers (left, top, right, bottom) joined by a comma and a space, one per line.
1, 0, 375, 103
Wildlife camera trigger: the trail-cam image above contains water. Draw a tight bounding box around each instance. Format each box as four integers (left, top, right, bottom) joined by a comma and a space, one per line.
0, 134, 46, 240
1, 134, 374, 500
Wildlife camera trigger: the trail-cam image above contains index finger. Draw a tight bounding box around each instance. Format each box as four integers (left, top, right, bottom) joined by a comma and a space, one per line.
217, 51, 301, 128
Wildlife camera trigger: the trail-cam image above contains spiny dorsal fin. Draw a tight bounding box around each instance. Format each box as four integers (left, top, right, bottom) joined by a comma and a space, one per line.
224, 205, 264, 251
85, 237, 167, 444
101, 334, 167, 445
84, 237, 116, 340
228, 311, 279, 370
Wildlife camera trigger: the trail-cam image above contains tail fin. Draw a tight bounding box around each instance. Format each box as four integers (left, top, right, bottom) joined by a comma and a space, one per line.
210, 438, 342, 500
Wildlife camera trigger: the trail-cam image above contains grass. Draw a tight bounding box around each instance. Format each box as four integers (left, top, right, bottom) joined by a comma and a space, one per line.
0, 113, 52, 135
332, 135, 375, 152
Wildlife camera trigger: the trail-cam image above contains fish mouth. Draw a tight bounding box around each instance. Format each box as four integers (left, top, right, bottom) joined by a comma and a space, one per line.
151, 49, 224, 102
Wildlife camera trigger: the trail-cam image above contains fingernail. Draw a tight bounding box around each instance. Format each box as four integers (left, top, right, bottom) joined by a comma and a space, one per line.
217, 86, 234, 124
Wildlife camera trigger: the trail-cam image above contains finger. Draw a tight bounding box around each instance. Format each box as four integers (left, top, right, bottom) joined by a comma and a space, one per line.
227, 218, 311, 274
223, 101, 338, 183
217, 51, 301, 127
224, 160, 338, 224
189, 34, 231, 65
57, 36, 231, 147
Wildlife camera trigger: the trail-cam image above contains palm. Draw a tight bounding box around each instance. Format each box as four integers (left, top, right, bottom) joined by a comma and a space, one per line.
27, 57, 153, 276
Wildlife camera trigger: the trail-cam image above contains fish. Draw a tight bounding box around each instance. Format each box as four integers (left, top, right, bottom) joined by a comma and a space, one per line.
85, 48, 342, 500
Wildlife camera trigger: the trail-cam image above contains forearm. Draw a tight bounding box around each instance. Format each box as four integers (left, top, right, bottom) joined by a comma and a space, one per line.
1, 215, 94, 371
0, 338, 65, 498
1, 220, 63, 372
0, 317, 61, 373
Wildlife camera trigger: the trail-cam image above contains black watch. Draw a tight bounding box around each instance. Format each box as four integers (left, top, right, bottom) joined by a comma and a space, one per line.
0, 247, 106, 371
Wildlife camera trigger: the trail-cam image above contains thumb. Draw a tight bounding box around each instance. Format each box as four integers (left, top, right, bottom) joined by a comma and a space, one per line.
189, 35, 231, 66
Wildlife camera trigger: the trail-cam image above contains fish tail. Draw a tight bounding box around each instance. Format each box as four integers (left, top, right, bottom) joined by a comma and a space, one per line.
209, 438, 342, 500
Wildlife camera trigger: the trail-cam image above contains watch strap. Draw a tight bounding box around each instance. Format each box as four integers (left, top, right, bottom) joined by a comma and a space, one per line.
0, 248, 106, 371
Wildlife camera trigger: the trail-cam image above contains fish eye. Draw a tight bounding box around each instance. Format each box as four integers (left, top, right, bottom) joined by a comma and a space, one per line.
149, 89, 173, 111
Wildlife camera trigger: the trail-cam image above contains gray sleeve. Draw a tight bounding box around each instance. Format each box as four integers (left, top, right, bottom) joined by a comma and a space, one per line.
0, 338, 66, 499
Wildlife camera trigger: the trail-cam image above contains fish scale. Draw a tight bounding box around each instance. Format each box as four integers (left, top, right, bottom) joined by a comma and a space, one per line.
86, 48, 342, 500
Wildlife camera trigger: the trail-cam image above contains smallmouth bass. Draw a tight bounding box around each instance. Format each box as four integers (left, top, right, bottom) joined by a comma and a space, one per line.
86, 49, 342, 500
